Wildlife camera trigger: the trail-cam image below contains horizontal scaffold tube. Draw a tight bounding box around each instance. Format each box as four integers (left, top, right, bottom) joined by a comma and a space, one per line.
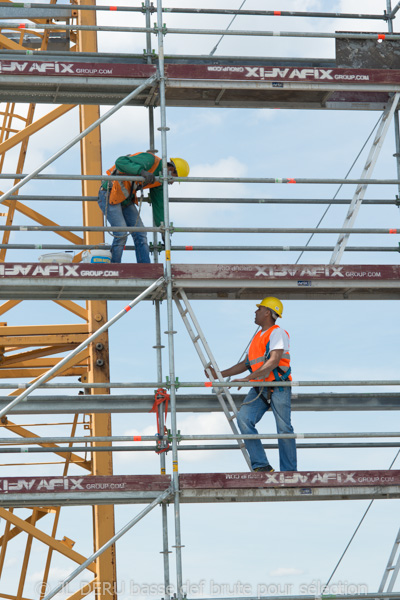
10, 196, 400, 205
192, 594, 400, 600
0, 4, 386, 19
0, 226, 398, 234
3, 24, 399, 40
1, 442, 397, 453
170, 246, 398, 252
3, 174, 400, 184
0, 244, 397, 252
0, 381, 397, 390
1, 432, 399, 445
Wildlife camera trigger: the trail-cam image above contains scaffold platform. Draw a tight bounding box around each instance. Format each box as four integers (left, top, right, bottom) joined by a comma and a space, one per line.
0, 53, 399, 109
0, 263, 398, 300
0, 471, 399, 506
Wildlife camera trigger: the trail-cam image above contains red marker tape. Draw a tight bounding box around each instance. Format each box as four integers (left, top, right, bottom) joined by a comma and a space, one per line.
18, 23, 26, 28
185, 246, 193, 251
274, 11, 281, 15
389, 228, 397, 233
124, 305, 132, 312
378, 34, 386, 40
110, 5, 117, 9
205, 382, 212, 387
287, 178, 297, 184
133, 435, 141, 441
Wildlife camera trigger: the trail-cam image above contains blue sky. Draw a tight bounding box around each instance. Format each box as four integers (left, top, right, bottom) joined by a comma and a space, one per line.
1, 1, 400, 598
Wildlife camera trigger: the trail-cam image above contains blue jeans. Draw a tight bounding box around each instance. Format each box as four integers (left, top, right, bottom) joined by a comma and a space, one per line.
97, 188, 150, 263
236, 386, 297, 472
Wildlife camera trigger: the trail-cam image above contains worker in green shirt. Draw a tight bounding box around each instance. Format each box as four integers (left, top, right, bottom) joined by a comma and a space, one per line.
98, 152, 190, 263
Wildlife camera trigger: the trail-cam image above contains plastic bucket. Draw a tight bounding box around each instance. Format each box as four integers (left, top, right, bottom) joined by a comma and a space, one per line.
82, 249, 112, 264
38, 252, 74, 264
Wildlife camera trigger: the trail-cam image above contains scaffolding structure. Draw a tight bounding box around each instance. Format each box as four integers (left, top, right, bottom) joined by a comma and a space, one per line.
0, 1, 400, 600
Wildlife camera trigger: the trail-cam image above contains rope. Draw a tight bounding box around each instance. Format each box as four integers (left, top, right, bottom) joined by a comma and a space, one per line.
209, 0, 247, 56
322, 449, 400, 592
295, 113, 383, 264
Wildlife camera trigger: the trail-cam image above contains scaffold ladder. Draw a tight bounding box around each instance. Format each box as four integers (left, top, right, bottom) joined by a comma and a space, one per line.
330, 92, 400, 265
174, 288, 252, 470
377, 526, 400, 595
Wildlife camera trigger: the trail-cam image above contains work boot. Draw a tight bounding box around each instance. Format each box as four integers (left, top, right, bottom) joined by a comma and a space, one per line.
254, 465, 274, 472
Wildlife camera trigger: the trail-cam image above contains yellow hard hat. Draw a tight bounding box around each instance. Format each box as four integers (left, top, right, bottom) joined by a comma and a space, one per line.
170, 157, 190, 178
256, 296, 283, 318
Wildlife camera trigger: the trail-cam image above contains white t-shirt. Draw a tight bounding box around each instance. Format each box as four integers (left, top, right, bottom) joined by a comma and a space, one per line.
261, 326, 290, 353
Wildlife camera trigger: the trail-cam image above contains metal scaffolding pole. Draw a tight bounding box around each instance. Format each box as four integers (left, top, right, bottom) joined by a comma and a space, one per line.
0, 243, 397, 252
387, 2, 400, 201
144, 0, 171, 593
0, 4, 387, 20
0, 225, 397, 234
0, 379, 397, 390
156, 0, 184, 596
3, 174, 400, 184
2, 431, 399, 445
4, 23, 400, 40
0, 277, 165, 420
12, 196, 400, 205
1, 442, 398, 454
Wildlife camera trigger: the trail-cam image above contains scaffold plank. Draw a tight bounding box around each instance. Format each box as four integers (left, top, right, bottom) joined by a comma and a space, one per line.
0, 472, 398, 507
0, 263, 398, 300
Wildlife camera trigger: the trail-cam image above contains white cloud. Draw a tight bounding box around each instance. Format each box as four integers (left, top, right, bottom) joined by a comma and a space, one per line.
29, 565, 72, 583
170, 156, 248, 226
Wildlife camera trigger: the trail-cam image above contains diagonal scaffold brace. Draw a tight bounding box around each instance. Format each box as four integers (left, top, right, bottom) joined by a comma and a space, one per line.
42, 485, 174, 600
0, 276, 165, 420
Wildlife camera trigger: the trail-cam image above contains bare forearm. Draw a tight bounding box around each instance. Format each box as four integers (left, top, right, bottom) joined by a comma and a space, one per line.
234, 350, 283, 383
206, 359, 248, 380
220, 360, 248, 378
249, 356, 280, 380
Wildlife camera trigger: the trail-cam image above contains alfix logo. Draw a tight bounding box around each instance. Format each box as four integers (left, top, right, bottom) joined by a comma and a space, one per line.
0, 61, 74, 74
245, 67, 333, 80
0, 264, 80, 277
254, 266, 344, 277
262, 472, 357, 484
0, 477, 84, 492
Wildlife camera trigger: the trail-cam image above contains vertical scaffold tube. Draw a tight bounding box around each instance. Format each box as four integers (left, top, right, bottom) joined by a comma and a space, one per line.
145, 1, 171, 594
156, 1, 184, 598
387, 0, 400, 199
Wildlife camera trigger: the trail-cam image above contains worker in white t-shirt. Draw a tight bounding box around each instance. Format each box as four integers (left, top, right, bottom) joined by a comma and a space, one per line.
206, 297, 297, 472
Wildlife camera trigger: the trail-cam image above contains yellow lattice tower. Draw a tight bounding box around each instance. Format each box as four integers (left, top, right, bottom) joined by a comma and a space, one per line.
0, 2, 116, 598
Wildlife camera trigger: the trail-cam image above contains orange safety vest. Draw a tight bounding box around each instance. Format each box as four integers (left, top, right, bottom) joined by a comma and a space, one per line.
106, 153, 162, 205
247, 325, 292, 382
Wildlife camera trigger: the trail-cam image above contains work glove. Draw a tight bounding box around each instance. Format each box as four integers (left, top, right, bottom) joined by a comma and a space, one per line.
140, 169, 156, 186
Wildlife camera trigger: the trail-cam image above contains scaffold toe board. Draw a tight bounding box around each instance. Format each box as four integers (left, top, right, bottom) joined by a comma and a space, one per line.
0, 263, 165, 300
0, 263, 399, 300
171, 264, 400, 301
1, 471, 399, 507
0, 54, 398, 109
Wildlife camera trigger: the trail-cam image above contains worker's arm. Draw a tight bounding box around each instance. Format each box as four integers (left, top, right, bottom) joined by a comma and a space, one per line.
205, 359, 248, 380
115, 153, 155, 175
233, 349, 284, 382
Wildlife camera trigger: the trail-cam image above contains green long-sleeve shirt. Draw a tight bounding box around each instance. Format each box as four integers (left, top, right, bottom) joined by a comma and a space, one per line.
102, 152, 165, 226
